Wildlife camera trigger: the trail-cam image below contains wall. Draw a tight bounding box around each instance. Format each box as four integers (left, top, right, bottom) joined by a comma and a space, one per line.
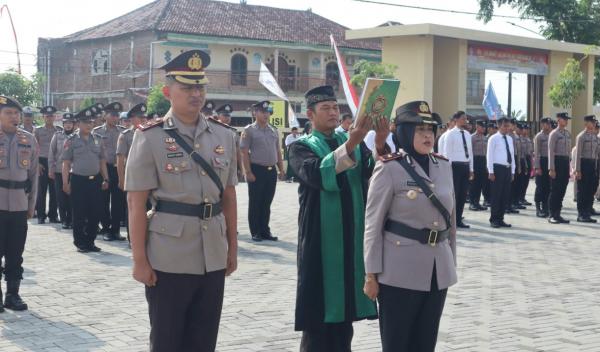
432, 37, 467, 120
571, 55, 595, 134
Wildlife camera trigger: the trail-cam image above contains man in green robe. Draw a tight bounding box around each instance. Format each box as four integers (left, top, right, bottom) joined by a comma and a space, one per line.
289, 85, 387, 351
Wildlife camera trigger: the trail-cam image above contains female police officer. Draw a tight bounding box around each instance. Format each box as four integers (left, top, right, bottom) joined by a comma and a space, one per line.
363, 101, 457, 352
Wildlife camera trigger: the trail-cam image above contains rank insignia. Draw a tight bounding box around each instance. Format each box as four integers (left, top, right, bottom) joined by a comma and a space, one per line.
406, 190, 418, 200
165, 137, 175, 144
165, 163, 174, 172
214, 145, 225, 155
21, 159, 29, 167
167, 145, 178, 152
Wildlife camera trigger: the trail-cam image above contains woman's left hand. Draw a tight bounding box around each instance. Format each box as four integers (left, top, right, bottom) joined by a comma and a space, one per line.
363, 278, 379, 301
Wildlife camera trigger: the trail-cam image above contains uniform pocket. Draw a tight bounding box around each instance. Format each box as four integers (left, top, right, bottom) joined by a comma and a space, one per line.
17, 149, 32, 169
148, 212, 185, 238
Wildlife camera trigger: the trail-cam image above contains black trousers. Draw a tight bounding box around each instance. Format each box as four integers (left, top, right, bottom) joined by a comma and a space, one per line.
490, 164, 511, 223
520, 158, 532, 200
300, 322, 354, 352
512, 159, 527, 205
146, 270, 225, 352
70, 174, 102, 248
549, 157, 570, 217
534, 157, 550, 205
482, 177, 491, 203
451, 162, 469, 222
469, 156, 487, 205
36, 157, 57, 220
0, 211, 27, 281
100, 165, 125, 234
577, 159, 597, 217
53, 173, 72, 225
378, 265, 447, 352
247, 163, 277, 236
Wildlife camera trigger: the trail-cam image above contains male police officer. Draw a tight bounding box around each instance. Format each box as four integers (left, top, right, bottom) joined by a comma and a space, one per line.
574, 115, 599, 223
125, 50, 238, 352
534, 117, 552, 217
20, 107, 36, 133
62, 108, 109, 252
548, 112, 572, 224
49, 113, 77, 229
34, 106, 60, 224
94, 102, 126, 241
0, 96, 39, 312
215, 104, 244, 182
470, 120, 488, 211
240, 101, 285, 241
117, 103, 147, 192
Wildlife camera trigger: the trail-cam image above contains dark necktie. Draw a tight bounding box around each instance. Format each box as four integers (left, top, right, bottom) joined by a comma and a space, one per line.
460, 130, 469, 159
503, 134, 512, 164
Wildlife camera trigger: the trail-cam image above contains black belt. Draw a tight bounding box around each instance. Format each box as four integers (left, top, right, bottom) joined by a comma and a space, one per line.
555, 155, 569, 160
155, 200, 222, 219
493, 163, 511, 168
252, 163, 276, 171
384, 219, 449, 247
0, 179, 27, 189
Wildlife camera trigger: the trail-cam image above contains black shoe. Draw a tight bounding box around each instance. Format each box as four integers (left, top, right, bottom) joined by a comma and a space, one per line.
37, 218, 45, 224
514, 204, 526, 210
104, 233, 126, 241
0, 287, 4, 313
4, 281, 28, 311
577, 216, 597, 223
469, 205, 480, 211
65, 223, 72, 229
499, 221, 512, 227
251, 234, 263, 242
483, 201, 491, 207
103, 234, 115, 241
490, 221, 501, 228
61, 223, 70, 229
590, 209, 600, 216
49, 218, 60, 224
477, 205, 488, 211
506, 209, 520, 214
76, 246, 90, 253
457, 222, 470, 229
557, 216, 570, 224
98, 228, 110, 236
548, 217, 561, 224
88, 245, 102, 252
521, 200, 532, 206
261, 233, 279, 241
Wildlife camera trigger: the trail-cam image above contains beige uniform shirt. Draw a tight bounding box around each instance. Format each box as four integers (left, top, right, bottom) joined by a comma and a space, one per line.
124, 110, 238, 275
239, 122, 279, 166
0, 129, 39, 212
48, 131, 70, 175
116, 128, 134, 158
93, 124, 123, 165
575, 130, 599, 172
364, 152, 457, 291
61, 132, 106, 176
548, 128, 571, 170
471, 133, 487, 157
34, 125, 60, 158
533, 131, 549, 169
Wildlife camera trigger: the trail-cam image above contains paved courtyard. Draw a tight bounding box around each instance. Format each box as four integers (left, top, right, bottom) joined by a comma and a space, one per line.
1, 181, 600, 351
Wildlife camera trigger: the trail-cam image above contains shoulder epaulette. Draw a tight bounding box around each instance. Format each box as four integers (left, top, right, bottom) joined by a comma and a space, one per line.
208, 117, 236, 131
121, 128, 132, 134
139, 118, 164, 131
93, 125, 102, 130
432, 152, 448, 161
381, 151, 405, 162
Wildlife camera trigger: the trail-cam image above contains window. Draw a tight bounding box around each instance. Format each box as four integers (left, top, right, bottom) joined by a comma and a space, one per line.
326, 62, 340, 90
91, 49, 109, 76
467, 72, 481, 98
231, 54, 248, 86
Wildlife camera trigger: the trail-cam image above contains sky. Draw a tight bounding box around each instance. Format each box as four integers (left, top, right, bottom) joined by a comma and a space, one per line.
0, 0, 548, 113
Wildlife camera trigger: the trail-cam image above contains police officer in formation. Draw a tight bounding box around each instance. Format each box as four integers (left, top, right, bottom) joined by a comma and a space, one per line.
508, 118, 524, 213
34, 106, 61, 224
517, 123, 534, 206
116, 103, 147, 192
548, 112, 572, 224
240, 100, 285, 241
534, 117, 552, 217
125, 49, 238, 352
62, 107, 109, 252
19, 107, 36, 133
574, 115, 599, 223
94, 102, 126, 241
215, 104, 244, 182
49, 113, 77, 229
469, 120, 488, 211
0, 96, 39, 312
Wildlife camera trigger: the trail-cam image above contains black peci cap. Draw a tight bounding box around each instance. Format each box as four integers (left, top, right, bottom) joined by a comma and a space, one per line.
305, 85, 337, 107
160, 50, 210, 86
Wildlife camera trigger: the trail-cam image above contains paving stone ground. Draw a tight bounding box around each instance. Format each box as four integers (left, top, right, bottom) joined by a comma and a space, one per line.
1, 181, 600, 351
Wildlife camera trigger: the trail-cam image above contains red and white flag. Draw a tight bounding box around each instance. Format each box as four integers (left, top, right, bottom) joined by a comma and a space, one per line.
330, 34, 359, 116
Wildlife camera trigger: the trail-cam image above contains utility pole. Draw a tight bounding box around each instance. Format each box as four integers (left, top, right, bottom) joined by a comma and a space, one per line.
0, 5, 21, 74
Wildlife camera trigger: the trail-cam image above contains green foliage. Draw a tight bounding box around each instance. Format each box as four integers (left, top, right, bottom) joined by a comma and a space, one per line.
0, 70, 43, 107
79, 97, 96, 110
548, 58, 586, 109
349, 60, 397, 89
511, 109, 524, 120
147, 84, 170, 116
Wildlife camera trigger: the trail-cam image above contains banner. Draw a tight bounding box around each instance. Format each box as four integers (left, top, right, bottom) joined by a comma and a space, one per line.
258, 62, 299, 127
482, 82, 504, 120
468, 44, 548, 76
330, 34, 359, 116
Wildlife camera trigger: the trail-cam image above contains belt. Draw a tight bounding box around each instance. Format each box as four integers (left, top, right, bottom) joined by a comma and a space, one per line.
72, 174, 99, 180
451, 161, 469, 165
493, 163, 511, 168
252, 163, 276, 171
0, 179, 27, 189
155, 200, 222, 220
555, 155, 569, 160
384, 219, 449, 247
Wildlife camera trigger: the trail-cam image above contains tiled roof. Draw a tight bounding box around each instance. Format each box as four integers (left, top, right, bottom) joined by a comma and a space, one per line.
64, 0, 380, 51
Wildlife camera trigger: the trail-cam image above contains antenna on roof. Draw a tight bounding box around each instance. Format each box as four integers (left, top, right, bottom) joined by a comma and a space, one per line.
240, 0, 247, 4
307, 7, 312, 12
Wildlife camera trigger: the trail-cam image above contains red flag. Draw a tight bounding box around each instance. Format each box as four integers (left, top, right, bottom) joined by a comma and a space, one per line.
330, 35, 359, 116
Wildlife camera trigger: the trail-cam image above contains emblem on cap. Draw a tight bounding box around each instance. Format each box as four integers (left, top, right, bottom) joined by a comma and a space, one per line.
85, 110, 91, 117
419, 102, 429, 113
0, 97, 6, 105
141, 105, 146, 112
188, 53, 203, 71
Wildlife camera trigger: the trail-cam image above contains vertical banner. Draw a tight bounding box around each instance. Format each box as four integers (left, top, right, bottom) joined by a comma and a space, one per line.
330, 34, 359, 116
482, 82, 504, 120
258, 62, 299, 127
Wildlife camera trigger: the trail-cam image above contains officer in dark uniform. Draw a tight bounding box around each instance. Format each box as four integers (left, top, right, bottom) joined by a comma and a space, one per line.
0, 96, 39, 312
62, 108, 109, 252
49, 113, 77, 229
548, 112, 572, 224
34, 106, 60, 224
534, 117, 552, 217
520, 123, 534, 205
240, 101, 285, 241
469, 120, 488, 210
94, 102, 126, 241
574, 115, 599, 223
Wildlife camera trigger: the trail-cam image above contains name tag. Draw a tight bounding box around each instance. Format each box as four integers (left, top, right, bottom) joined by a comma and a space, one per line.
167, 152, 184, 158
407, 180, 419, 187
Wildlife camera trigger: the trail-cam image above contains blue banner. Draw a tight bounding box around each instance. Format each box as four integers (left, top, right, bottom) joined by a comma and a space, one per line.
482, 82, 504, 120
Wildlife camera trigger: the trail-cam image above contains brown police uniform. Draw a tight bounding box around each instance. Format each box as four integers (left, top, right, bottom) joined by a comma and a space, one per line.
34, 121, 60, 222
548, 118, 572, 222
575, 118, 599, 221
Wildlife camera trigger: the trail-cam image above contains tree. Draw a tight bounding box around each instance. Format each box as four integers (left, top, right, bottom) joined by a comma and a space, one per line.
548, 57, 586, 109
350, 60, 397, 89
477, 0, 600, 103
0, 70, 43, 107
147, 84, 170, 116
79, 97, 96, 110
